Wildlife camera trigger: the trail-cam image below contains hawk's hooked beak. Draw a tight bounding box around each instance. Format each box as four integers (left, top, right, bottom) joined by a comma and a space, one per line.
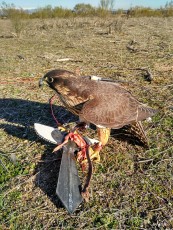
39, 75, 46, 87
39, 75, 54, 88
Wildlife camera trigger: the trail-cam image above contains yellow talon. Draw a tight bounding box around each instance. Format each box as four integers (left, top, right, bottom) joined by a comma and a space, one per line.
82, 145, 101, 164
57, 126, 67, 132
89, 150, 100, 163
58, 122, 79, 132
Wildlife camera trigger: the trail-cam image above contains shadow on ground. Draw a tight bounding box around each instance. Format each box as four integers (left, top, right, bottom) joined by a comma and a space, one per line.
0, 98, 78, 209
0, 98, 146, 209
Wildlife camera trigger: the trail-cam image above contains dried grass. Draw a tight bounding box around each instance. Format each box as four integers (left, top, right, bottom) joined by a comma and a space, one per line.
0, 17, 173, 229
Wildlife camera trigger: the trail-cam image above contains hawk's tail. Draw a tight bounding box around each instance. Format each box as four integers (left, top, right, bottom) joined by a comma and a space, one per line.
129, 121, 149, 148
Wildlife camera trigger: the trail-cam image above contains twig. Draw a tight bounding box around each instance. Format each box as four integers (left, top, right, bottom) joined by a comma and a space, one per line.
0, 159, 9, 172
130, 67, 153, 82
55, 58, 83, 62
137, 158, 154, 163
81, 147, 93, 202
56, 58, 73, 62
149, 207, 166, 212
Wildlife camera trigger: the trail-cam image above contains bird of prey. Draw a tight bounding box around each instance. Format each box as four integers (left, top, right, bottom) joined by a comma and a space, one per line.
39, 69, 156, 162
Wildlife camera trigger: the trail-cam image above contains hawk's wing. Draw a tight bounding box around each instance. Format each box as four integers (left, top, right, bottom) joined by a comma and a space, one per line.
79, 92, 156, 129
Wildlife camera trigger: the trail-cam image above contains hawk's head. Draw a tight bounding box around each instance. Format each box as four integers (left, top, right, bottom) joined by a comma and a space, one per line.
39, 69, 76, 91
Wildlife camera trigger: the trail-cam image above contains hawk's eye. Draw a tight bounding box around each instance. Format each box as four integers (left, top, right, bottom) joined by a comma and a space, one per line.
47, 77, 54, 83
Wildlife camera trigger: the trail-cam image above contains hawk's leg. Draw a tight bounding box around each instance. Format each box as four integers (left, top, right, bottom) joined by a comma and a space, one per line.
83, 127, 111, 163
97, 127, 111, 146
94, 127, 111, 162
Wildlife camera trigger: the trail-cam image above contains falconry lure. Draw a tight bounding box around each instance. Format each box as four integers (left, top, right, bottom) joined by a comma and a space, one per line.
38, 69, 157, 212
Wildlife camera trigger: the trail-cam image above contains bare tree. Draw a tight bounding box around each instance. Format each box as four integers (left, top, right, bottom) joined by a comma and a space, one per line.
100, 0, 115, 10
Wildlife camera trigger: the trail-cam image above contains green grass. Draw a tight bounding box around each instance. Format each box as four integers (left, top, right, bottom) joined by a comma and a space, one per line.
0, 17, 173, 229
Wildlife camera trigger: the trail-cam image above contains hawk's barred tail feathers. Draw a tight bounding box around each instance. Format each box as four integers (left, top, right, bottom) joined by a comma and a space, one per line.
129, 121, 149, 148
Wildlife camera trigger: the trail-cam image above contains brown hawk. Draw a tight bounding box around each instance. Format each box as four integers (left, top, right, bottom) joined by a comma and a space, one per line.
39, 69, 156, 161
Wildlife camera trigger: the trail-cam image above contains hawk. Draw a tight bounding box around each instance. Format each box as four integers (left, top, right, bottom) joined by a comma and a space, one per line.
39, 69, 156, 161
